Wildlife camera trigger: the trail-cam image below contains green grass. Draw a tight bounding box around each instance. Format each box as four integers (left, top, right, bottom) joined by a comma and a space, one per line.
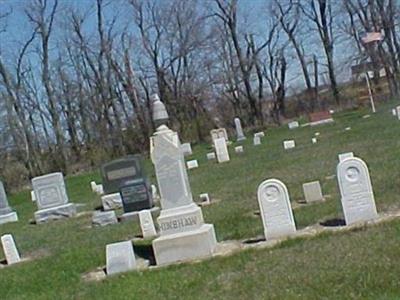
0, 100, 399, 299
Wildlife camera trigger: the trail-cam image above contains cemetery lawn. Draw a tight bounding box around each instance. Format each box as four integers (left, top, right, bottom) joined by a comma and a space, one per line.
1, 100, 400, 299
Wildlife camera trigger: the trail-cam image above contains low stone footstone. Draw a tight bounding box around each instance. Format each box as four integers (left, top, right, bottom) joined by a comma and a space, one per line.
344, 127, 351, 131
92, 211, 118, 227
186, 160, 199, 170
181, 143, 193, 156
90, 181, 97, 192
314, 132, 320, 136
199, 193, 210, 205
235, 146, 244, 153
139, 210, 157, 238
253, 136, 261, 146
288, 121, 299, 129
206, 152, 216, 160
234, 117, 246, 141
396, 106, 400, 120
32, 172, 76, 224
392, 109, 397, 116
337, 157, 378, 225
1, 234, 21, 265
101, 193, 122, 211
338, 152, 354, 162
31, 190, 36, 202
0, 181, 18, 225
283, 140, 295, 150
106, 241, 137, 275
257, 179, 296, 240
302, 181, 324, 203
254, 132, 265, 138
311, 138, 317, 144
214, 137, 230, 163
94, 184, 104, 195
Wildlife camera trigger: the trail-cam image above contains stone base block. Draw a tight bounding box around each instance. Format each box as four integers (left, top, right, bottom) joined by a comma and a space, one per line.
34, 203, 77, 224
119, 206, 160, 223
92, 211, 118, 227
0, 212, 18, 225
101, 193, 122, 211
152, 224, 217, 266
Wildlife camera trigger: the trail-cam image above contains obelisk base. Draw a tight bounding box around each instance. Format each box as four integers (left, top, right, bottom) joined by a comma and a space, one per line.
153, 224, 217, 266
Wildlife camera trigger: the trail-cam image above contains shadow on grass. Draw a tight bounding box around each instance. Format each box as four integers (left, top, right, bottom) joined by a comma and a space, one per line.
134, 244, 156, 265
319, 218, 346, 227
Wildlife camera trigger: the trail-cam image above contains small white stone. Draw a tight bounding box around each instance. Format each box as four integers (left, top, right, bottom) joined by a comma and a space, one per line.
31, 190, 36, 202
1, 234, 21, 265
314, 132, 320, 136
235, 146, 244, 153
101, 193, 122, 211
344, 127, 351, 131
311, 138, 317, 144
288, 121, 299, 129
283, 140, 295, 150
253, 136, 261, 146
199, 193, 210, 204
206, 152, 216, 160
338, 152, 354, 162
186, 160, 199, 170
139, 210, 157, 238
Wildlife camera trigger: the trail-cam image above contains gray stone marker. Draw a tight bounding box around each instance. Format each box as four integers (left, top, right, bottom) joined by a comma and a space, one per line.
186, 160, 199, 170
396, 106, 400, 120
338, 152, 354, 162
235, 146, 244, 153
337, 157, 378, 225
0, 181, 18, 225
257, 179, 296, 240
101, 193, 122, 211
32, 172, 76, 223
1, 234, 21, 265
253, 136, 261, 146
138, 210, 157, 238
283, 140, 295, 150
234, 117, 246, 141
206, 152, 216, 160
302, 181, 324, 203
150, 95, 217, 266
214, 137, 230, 163
92, 211, 118, 227
288, 121, 299, 129
106, 241, 137, 275
181, 143, 193, 156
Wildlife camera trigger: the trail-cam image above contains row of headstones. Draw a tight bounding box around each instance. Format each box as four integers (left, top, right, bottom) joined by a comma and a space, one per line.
257, 154, 377, 239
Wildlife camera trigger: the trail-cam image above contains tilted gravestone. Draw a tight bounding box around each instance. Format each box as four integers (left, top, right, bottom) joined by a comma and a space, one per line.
32, 173, 76, 223
214, 137, 230, 163
302, 181, 324, 203
138, 209, 157, 238
337, 157, 378, 225
257, 179, 296, 240
0, 181, 18, 225
101, 155, 153, 213
150, 123, 217, 265
106, 241, 137, 275
234, 117, 246, 141
1, 234, 21, 265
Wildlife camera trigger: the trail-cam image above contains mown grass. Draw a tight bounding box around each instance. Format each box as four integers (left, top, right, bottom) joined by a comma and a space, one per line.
0, 100, 399, 299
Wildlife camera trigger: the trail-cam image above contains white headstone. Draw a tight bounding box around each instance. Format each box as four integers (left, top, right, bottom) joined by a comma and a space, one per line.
181, 143, 193, 156
253, 136, 261, 146
199, 193, 210, 205
106, 241, 137, 275
95, 184, 104, 195
214, 137, 230, 163
302, 181, 324, 203
90, 181, 97, 192
206, 152, 216, 160
31, 190, 36, 202
337, 157, 378, 225
288, 121, 299, 129
235, 146, 244, 153
392, 109, 397, 116
32, 173, 69, 210
345, 127, 351, 131
186, 160, 199, 170
139, 210, 157, 238
338, 152, 354, 162
1, 234, 21, 265
234, 118, 246, 141
210, 128, 228, 143
283, 140, 295, 150
396, 106, 400, 120
257, 179, 296, 240
311, 138, 317, 144
314, 132, 320, 136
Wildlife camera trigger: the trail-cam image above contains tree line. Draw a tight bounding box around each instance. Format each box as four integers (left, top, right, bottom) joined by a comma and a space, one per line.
0, 0, 399, 189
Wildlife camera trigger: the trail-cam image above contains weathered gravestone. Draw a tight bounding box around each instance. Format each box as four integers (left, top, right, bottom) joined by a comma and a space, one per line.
214, 137, 230, 163
283, 140, 295, 150
253, 136, 261, 146
106, 241, 137, 275
92, 211, 118, 227
302, 181, 324, 203
397, 106, 400, 120
138, 210, 157, 238
234, 117, 246, 141
254, 132, 265, 138
0, 181, 18, 225
392, 109, 396, 116
150, 96, 217, 266
210, 128, 228, 143
235, 146, 244, 153
32, 173, 76, 223
337, 157, 378, 225
101, 155, 153, 213
288, 121, 299, 129
257, 179, 296, 240
1, 234, 21, 265
338, 152, 354, 162
101, 193, 122, 211
206, 152, 216, 160
181, 143, 193, 156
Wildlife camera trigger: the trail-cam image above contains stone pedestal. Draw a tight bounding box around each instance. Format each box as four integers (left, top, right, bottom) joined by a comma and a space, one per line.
0, 212, 18, 225
34, 203, 77, 224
